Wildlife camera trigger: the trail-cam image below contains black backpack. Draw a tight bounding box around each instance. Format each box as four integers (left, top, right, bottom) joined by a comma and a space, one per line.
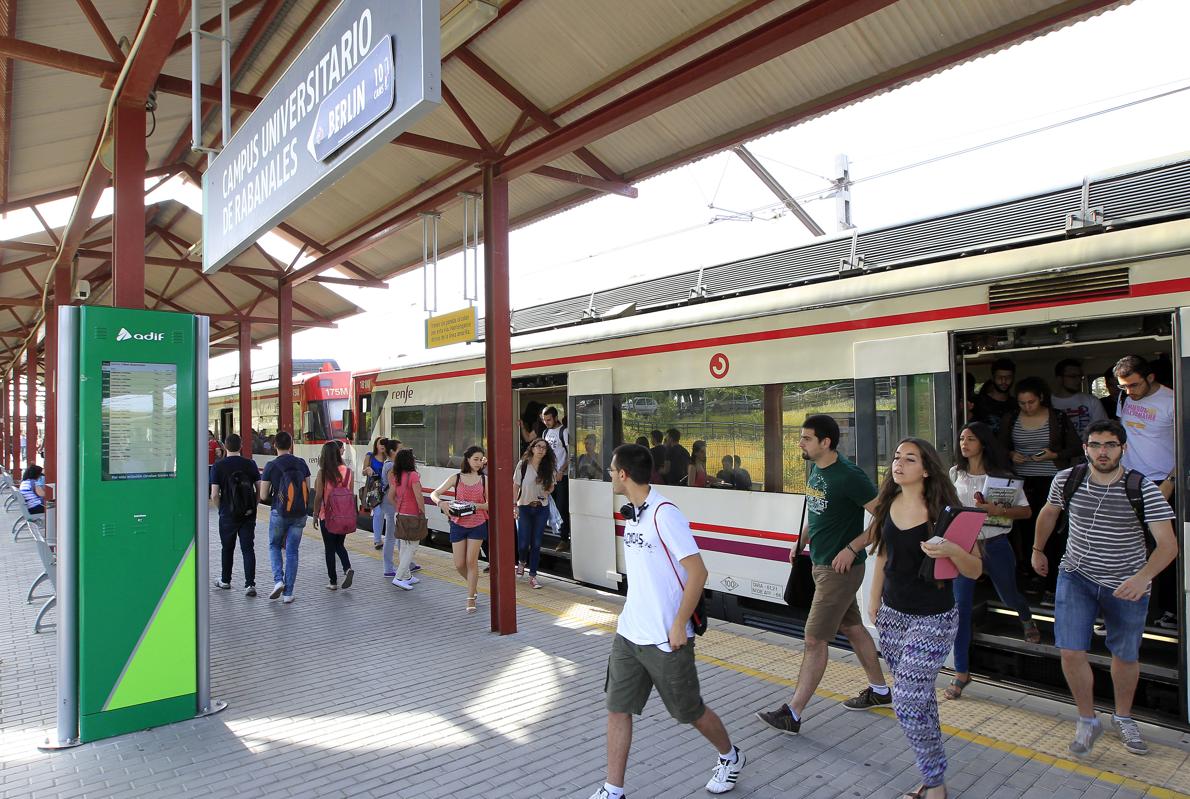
228, 468, 258, 520
1060, 462, 1147, 527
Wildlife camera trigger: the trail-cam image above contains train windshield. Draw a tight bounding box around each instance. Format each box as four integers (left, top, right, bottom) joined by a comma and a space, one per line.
306, 398, 350, 442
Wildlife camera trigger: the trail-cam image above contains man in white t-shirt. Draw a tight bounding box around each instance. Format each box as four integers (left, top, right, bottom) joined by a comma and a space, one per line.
588, 444, 745, 799
541, 406, 571, 551
1051, 358, 1106, 437
1114, 356, 1175, 495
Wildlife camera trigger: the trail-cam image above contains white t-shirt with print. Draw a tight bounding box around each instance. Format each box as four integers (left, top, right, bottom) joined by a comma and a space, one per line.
1051, 392, 1106, 437
949, 468, 1028, 540
617, 488, 699, 652
544, 425, 569, 473
1119, 386, 1175, 482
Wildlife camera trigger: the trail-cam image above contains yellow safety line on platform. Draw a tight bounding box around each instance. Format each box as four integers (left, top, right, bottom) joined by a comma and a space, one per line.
338, 534, 1190, 798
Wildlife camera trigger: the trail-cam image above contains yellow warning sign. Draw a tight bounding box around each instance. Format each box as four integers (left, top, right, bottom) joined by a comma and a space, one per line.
425, 306, 478, 349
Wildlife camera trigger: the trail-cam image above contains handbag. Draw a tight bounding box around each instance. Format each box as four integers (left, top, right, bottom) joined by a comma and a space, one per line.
653, 501, 708, 636
395, 473, 428, 541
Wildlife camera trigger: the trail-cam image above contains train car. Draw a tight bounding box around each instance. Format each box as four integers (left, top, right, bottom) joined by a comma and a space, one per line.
208, 362, 350, 458
363, 153, 1190, 725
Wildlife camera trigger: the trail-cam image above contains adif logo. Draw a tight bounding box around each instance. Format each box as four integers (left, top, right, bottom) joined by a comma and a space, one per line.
116, 327, 164, 342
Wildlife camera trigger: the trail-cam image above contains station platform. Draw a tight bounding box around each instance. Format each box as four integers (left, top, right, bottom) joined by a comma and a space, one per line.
3, 503, 1190, 799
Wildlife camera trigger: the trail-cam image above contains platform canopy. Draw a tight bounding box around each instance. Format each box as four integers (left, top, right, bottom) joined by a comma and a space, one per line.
0, 0, 1131, 375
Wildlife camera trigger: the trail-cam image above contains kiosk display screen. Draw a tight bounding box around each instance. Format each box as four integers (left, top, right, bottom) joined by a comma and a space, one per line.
100, 361, 178, 481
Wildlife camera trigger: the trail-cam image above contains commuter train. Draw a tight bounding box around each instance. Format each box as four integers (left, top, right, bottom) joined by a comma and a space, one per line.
207, 359, 349, 453
215, 154, 1190, 726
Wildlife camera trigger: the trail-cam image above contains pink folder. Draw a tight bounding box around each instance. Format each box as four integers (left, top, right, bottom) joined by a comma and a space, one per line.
933, 507, 986, 580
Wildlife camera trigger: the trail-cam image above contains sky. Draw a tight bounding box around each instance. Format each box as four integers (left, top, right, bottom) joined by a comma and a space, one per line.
68, 0, 1190, 381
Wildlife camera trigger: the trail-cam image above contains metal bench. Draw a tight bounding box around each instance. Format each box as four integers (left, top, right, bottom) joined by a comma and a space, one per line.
11, 499, 45, 542
29, 523, 55, 634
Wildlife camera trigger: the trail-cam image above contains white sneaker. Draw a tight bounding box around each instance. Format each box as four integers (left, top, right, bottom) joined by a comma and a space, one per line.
213, 580, 230, 589
407, 575, 420, 584
245, 586, 257, 597
392, 577, 415, 590
269, 582, 284, 599
587, 789, 621, 799
705, 747, 745, 793
326, 583, 338, 591
282, 595, 295, 604
1069, 718, 1102, 756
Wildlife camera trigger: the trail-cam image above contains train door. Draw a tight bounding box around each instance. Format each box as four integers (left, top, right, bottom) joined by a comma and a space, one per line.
567, 369, 619, 590
512, 375, 570, 560
219, 408, 234, 443
853, 332, 953, 631
1175, 308, 1190, 721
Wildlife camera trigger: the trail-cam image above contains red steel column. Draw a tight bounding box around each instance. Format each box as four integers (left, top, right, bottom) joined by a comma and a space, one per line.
483, 165, 516, 635
277, 281, 294, 436
1, 378, 7, 468
25, 346, 36, 466
238, 319, 252, 448
112, 101, 146, 309
7, 370, 14, 471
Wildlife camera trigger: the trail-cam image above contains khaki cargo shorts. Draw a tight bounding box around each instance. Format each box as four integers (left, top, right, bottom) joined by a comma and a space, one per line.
803, 561, 866, 642
605, 634, 705, 724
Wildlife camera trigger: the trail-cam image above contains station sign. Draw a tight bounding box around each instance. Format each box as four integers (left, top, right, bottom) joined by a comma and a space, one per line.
425, 306, 478, 349
203, 0, 440, 274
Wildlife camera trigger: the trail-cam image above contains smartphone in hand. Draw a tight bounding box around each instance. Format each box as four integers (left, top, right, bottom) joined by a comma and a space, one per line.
925, 535, 946, 545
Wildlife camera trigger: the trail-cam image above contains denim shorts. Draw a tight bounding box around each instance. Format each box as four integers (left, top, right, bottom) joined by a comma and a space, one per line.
1054, 568, 1149, 662
448, 520, 488, 544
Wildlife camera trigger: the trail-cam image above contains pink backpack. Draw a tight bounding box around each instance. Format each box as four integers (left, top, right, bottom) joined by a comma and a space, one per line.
322, 468, 357, 534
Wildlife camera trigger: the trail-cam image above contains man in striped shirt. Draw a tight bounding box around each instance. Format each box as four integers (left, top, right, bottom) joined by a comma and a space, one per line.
1031, 419, 1176, 758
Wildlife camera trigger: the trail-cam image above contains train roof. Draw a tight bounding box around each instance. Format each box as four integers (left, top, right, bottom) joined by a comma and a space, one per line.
501, 151, 1190, 336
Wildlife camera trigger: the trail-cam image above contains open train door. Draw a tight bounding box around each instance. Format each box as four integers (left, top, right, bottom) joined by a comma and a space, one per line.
1174, 308, 1190, 722
567, 369, 620, 590
853, 332, 953, 637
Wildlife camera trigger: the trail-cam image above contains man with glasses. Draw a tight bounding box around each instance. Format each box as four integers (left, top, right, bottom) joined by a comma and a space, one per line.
1113, 355, 1178, 631
1051, 358, 1106, 437
1031, 419, 1176, 757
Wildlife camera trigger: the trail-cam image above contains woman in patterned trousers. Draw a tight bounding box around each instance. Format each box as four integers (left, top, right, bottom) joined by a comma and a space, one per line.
866, 438, 983, 799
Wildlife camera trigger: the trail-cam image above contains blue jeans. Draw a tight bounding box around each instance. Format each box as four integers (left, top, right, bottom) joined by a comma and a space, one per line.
269, 510, 304, 597
1055, 568, 1149, 662
952, 534, 1033, 673
516, 505, 549, 576
371, 504, 387, 545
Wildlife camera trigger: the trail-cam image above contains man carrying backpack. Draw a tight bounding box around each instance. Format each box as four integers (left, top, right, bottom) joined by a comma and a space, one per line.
259, 431, 311, 604
1032, 419, 1176, 758
210, 433, 261, 596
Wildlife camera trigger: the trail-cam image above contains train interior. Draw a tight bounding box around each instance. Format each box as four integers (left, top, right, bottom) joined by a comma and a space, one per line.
513, 375, 570, 560
955, 311, 1181, 722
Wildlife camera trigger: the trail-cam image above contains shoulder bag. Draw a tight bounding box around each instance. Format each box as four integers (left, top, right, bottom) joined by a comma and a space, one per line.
395, 473, 429, 541
653, 501, 708, 636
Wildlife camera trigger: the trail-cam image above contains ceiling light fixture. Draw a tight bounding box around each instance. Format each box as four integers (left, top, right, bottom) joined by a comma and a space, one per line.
441, 0, 499, 56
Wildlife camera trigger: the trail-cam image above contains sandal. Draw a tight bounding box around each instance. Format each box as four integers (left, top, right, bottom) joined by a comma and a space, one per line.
943, 676, 971, 700
902, 786, 927, 799
466, 595, 478, 614
1022, 619, 1041, 644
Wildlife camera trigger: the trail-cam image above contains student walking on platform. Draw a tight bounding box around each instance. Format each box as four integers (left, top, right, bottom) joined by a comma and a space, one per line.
388, 449, 426, 590
756, 415, 890, 735
1032, 419, 1176, 757
868, 438, 982, 799
514, 438, 555, 590
378, 439, 400, 576
209, 433, 261, 595
365, 437, 388, 549
431, 445, 489, 613
946, 422, 1037, 699
311, 441, 356, 591
259, 431, 310, 604
588, 444, 745, 799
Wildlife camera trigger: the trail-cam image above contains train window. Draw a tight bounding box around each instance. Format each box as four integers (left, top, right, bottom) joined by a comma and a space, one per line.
430, 403, 483, 469
874, 374, 936, 480
781, 380, 857, 493
615, 386, 764, 490
572, 396, 606, 480
391, 406, 432, 461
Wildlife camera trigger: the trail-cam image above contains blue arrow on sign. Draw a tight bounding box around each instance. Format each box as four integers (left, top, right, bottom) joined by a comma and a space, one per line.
307, 35, 397, 163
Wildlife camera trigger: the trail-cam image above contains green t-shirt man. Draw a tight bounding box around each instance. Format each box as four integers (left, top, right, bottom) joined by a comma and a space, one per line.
805, 454, 878, 566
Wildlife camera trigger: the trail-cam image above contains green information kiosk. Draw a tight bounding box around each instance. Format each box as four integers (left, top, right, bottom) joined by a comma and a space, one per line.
48, 306, 221, 748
